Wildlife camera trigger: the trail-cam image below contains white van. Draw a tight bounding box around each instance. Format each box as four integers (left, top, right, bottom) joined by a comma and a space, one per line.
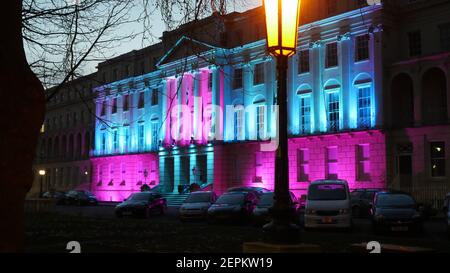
305, 180, 352, 229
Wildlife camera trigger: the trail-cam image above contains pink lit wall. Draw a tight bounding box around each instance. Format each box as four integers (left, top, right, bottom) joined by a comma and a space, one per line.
91, 153, 159, 202
213, 130, 387, 198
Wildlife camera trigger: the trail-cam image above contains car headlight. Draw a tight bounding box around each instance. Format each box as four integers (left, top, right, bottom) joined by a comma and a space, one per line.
305, 209, 316, 215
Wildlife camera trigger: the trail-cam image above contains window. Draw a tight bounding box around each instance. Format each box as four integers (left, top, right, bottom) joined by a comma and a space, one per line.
439, 23, 450, 51
326, 147, 338, 180
208, 73, 213, 92
123, 95, 129, 112
299, 95, 311, 134
73, 112, 77, 125
124, 65, 130, 77
357, 87, 371, 128
123, 127, 130, 151
253, 63, 265, 85
430, 142, 446, 177
151, 122, 159, 150
138, 124, 145, 151
326, 42, 338, 68
256, 105, 265, 140
298, 50, 310, 74
408, 31, 422, 57
100, 101, 106, 116
327, 91, 340, 132
138, 92, 145, 109
233, 68, 243, 89
355, 34, 370, 61
151, 89, 158, 106
234, 108, 244, 141
327, 0, 337, 15
101, 132, 106, 154
111, 98, 117, 114
357, 144, 371, 181
112, 130, 118, 152
297, 149, 310, 182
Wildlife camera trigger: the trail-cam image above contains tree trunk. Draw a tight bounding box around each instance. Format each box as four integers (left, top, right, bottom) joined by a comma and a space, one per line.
0, 0, 45, 252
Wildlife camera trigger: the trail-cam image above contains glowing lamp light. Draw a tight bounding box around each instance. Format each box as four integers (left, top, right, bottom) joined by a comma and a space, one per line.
39, 170, 46, 176
263, 0, 301, 57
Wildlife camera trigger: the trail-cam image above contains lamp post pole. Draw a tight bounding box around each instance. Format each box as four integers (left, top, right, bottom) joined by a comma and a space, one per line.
262, 0, 302, 244
39, 175, 43, 198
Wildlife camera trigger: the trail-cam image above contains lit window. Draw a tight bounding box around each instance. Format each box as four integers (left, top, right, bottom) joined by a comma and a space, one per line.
357, 144, 371, 181
297, 149, 310, 182
326, 146, 338, 180
355, 34, 370, 61
101, 132, 106, 154
299, 95, 311, 134
151, 122, 159, 150
113, 130, 119, 152
430, 142, 446, 177
138, 124, 145, 151
100, 101, 106, 116
357, 87, 371, 129
327, 91, 340, 132
234, 108, 244, 141
123, 127, 130, 152
208, 73, 213, 92
326, 42, 338, 68
40, 123, 45, 133
256, 105, 266, 140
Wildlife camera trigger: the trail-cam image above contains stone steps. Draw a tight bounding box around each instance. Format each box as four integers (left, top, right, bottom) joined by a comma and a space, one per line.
162, 193, 189, 206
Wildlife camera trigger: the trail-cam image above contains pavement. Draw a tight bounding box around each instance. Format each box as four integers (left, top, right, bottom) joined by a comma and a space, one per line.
24, 204, 450, 253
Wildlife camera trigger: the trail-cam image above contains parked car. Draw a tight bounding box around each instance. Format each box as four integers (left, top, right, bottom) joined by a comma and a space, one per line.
115, 192, 167, 218
298, 194, 307, 211
444, 193, 450, 238
63, 190, 98, 206
350, 189, 381, 218
252, 191, 300, 226
42, 191, 66, 205
371, 191, 423, 234
226, 186, 271, 197
179, 191, 217, 221
207, 191, 259, 224
304, 180, 352, 230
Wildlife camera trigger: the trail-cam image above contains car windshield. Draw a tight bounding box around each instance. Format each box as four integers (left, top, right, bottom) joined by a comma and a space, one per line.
184, 193, 211, 203
258, 193, 274, 206
308, 184, 347, 201
376, 194, 416, 208
128, 193, 151, 201
216, 194, 245, 205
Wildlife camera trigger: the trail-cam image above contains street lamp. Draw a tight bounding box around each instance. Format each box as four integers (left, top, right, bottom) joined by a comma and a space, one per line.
263, 0, 301, 244
38, 169, 46, 198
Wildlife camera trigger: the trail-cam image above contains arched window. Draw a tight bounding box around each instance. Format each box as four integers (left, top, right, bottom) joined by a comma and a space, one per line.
297, 84, 313, 134
422, 68, 448, 125
324, 80, 341, 132
391, 73, 414, 128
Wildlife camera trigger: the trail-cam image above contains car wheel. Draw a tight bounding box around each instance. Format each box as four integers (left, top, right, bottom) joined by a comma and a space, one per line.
352, 206, 361, 218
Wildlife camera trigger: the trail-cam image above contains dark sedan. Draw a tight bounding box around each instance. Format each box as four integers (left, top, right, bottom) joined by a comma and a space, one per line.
226, 186, 271, 197
42, 191, 66, 205
63, 190, 98, 206
207, 191, 259, 224
115, 192, 167, 218
252, 191, 300, 226
351, 189, 381, 218
371, 191, 423, 234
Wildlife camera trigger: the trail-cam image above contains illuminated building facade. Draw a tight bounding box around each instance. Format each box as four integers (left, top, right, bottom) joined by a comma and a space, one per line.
89, 0, 450, 204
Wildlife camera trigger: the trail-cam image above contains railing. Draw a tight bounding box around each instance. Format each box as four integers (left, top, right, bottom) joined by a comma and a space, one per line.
391, 184, 450, 209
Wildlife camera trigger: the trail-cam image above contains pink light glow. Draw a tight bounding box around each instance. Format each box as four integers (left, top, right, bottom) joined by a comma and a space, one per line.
91, 153, 159, 202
